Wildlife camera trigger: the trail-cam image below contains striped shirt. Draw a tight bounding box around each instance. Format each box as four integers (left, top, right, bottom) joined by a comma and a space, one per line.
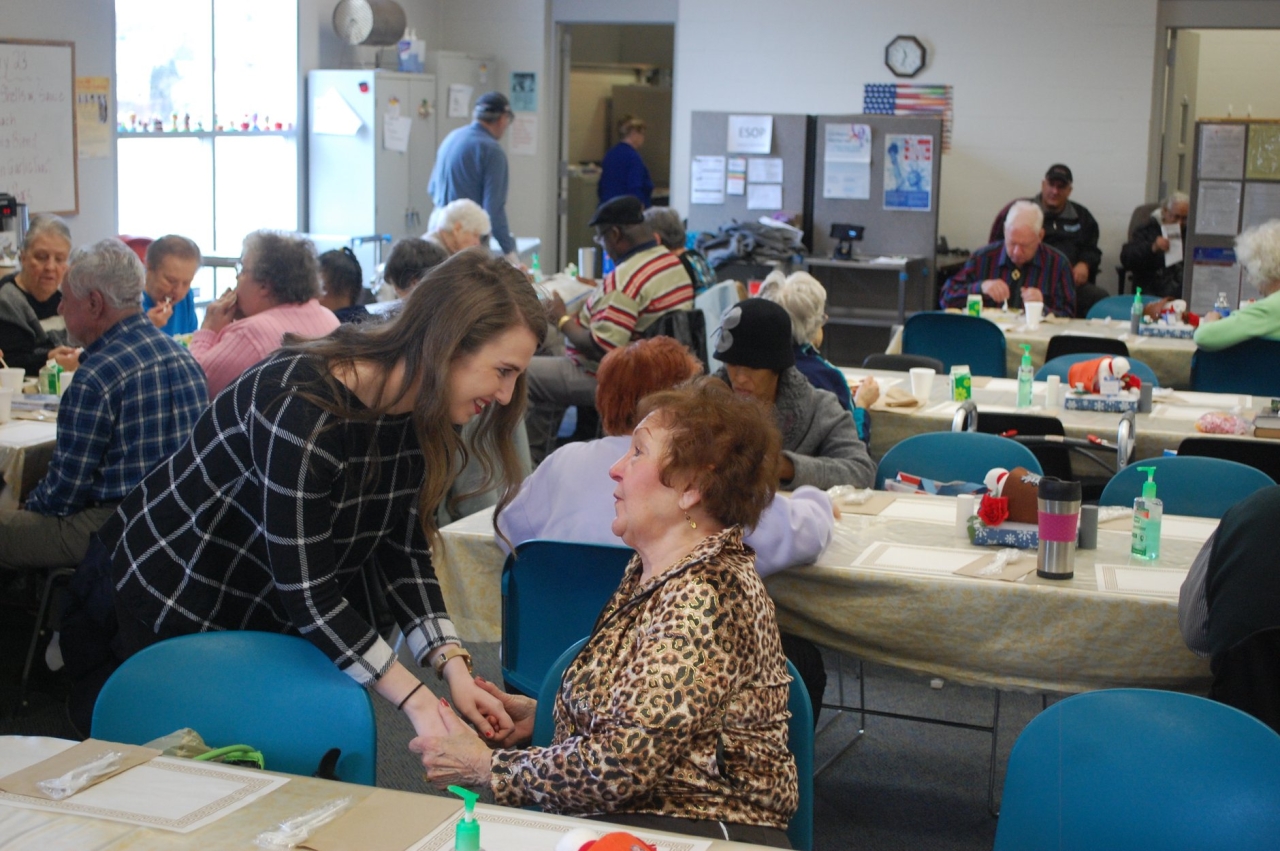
104, 352, 457, 686
569, 242, 694, 373
25, 313, 207, 517
940, 240, 1077, 318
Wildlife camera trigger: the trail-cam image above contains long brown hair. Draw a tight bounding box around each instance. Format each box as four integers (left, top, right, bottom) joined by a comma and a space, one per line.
285, 247, 546, 542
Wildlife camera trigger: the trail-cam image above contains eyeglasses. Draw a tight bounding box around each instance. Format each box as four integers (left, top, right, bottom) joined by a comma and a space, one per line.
234, 260, 244, 276
592, 227, 616, 246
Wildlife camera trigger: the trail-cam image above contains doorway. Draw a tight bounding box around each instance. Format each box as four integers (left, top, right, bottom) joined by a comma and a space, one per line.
556, 24, 674, 275
1159, 28, 1280, 199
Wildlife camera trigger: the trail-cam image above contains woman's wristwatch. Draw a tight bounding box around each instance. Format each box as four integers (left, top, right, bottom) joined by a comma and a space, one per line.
432, 645, 473, 680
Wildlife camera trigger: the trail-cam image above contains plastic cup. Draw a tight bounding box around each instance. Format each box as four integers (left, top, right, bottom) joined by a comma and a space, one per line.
0, 387, 12, 424
909, 367, 936, 399
0, 367, 24, 393
577, 247, 597, 279
1024, 301, 1044, 329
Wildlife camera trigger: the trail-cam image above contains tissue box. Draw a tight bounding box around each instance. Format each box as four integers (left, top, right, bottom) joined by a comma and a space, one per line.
968, 517, 1038, 548
1139, 323, 1194, 339
1064, 391, 1138, 413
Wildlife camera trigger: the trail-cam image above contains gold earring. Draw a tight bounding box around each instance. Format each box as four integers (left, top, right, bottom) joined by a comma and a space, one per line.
684, 512, 697, 530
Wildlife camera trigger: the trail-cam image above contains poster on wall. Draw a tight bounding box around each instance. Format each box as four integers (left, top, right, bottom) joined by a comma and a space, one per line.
882, 134, 933, 211
823, 122, 871, 200
691, 156, 726, 204
510, 72, 536, 112
1190, 247, 1241, 315
1246, 124, 1280, 181
726, 115, 772, 155
1199, 124, 1246, 180
509, 113, 537, 156
726, 157, 746, 195
75, 77, 111, 159
1195, 181, 1242, 235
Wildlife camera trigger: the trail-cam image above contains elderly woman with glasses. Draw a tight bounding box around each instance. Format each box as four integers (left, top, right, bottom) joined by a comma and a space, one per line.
759, 270, 878, 441
190, 230, 340, 396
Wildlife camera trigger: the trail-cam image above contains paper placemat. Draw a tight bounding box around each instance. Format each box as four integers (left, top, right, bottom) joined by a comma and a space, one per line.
850, 542, 993, 576
971, 376, 994, 389
870, 387, 925, 413
838, 491, 898, 516
0, 421, 57, 448
1176, 391, 1251, 407
980, 378, 1018, 392
0, 755, 288, 833
0, 739, 159, 800
1149, 404, 1227, 421
302, 789, 459, 851
1097, 512, 1218, 542
1095, 564, 1187, 598
877, 497, 957, 525
407, 804, 713, 851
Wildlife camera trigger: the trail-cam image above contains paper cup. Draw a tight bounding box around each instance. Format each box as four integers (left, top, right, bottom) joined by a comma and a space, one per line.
1024, 301, 1044, 328
909, 367, 936, 399
58, 370, 74, 396
0, 367, 24, 392
0, 387, 12, 424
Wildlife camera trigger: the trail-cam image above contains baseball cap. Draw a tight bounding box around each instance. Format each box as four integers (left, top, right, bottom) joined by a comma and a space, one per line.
474, 92, 513, 120
1045, 164, 1073, 185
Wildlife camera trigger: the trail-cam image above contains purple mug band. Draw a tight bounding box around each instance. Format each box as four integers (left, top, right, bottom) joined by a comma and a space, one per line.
1038, 511, 1079, 543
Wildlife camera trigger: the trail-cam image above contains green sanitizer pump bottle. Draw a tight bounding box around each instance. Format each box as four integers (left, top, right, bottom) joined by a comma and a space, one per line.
448, 785, 482, 851
1016, 344, 1034, 409
1130, 466, 1163, 561
1129, 286, 1143, 335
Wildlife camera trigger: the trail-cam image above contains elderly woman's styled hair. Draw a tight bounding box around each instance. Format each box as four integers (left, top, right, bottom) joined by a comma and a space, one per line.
595, 337, 703, 435
1235, 220, 1280, 293
642, 207, 686, 252
66, 238, 146, 309
426, 199, 492, 245
242, 230, 320, 305
759, 270, 827, 345
21, 213, 72, 251
636, 376, 781, 530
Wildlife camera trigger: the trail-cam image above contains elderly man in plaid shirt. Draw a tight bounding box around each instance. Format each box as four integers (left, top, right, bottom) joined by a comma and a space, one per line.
0, 238, 207, 575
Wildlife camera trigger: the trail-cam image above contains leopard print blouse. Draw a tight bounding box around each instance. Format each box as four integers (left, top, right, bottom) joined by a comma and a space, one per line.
490, 526, 799, 829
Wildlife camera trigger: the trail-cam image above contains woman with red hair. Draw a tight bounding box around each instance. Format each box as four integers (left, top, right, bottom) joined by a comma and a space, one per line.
497, 336, 834, 575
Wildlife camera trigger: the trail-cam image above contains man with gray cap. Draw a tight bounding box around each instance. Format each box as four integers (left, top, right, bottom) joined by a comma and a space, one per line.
428, 91, 517, 260
526, 195, 694, 463
0, 238, 206, 574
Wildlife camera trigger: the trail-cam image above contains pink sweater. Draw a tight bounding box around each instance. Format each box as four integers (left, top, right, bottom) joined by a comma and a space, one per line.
190, 300, 340, 397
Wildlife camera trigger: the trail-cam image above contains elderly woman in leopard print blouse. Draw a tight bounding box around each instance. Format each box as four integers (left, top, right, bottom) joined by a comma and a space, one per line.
413, 377, 799, 848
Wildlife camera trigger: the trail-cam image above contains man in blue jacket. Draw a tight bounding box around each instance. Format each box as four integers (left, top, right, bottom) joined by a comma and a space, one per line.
428, 91, 517, 261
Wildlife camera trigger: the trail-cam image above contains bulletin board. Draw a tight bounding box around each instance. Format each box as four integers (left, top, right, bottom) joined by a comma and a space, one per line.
810, 113, 942, 259
1183, 119, 1280, 314
0, 39, 79, 215
686, 112, 813, 248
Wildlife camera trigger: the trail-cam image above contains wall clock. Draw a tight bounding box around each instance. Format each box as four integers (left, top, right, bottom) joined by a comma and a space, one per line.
885, 35, 927, 78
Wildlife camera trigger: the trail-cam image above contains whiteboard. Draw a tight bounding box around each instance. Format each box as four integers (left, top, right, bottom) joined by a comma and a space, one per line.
0, 40, 78, 215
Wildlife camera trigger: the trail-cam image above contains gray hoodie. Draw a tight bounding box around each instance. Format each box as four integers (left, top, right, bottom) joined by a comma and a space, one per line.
717, 366, 875, 490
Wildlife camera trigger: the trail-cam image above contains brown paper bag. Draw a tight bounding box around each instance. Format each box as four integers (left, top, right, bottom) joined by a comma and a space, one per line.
0, 739, 160, 800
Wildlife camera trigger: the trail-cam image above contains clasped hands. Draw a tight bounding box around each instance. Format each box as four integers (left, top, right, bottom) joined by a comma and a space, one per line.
410, 675, 536, 790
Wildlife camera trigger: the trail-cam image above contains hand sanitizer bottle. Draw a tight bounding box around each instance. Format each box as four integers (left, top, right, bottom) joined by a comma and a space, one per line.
1016, 344, 1034, 409
530, 253, 543, 284
1129, 286, 1143, 335
1130, 466, 1163, 561
448, 786, 482, 850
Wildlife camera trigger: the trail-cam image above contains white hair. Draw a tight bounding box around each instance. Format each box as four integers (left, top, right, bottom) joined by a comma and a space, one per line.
758, 270, 827, 344
426, 199, 491, 241
1163, 191, 1190, 213
65, 238, 145, 309
1235, 219, 1280, 291
1005, 200, 1044, 234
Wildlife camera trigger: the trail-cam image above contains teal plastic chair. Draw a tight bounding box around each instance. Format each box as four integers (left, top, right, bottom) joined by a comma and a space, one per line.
1098, 455, 1275, 518
533, 638, 815, 851
1191, 337, 1280, 396
91, 631, 376, 784
501, 540, 633, 696
876, 431, 1044, 491
1085, 293, 1156, 320
993, 689, 1280, 851
903, 312, 1007, 377
1034, 352, 1159, 387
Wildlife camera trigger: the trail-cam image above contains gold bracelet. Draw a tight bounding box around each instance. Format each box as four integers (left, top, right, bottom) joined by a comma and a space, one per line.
432, 645, 473, 680
557, 314, 573, 331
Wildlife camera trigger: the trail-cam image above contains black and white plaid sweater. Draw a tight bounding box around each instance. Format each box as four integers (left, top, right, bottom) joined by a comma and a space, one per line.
104, 351, 458, 686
